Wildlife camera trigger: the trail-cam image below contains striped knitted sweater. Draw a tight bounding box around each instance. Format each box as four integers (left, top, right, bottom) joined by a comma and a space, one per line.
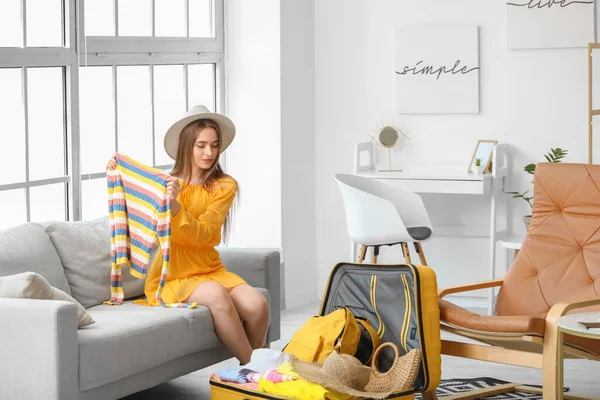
105, 153, 196, 308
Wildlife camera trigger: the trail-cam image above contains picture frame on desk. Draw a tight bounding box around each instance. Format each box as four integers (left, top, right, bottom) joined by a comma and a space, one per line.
468, 140, 497, 174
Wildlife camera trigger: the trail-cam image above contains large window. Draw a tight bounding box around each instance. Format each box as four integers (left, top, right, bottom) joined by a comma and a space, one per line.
0, 0, 224, 230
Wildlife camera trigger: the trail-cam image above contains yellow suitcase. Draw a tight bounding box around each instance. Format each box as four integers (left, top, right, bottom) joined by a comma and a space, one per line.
209, 262, 441, 399
210, 378, 416, 400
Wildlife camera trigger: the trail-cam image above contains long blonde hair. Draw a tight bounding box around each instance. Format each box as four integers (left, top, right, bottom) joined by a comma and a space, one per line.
170, 119, 237, 243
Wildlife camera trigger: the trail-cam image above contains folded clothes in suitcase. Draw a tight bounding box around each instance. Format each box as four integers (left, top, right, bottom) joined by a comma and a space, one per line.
209, 262, 441, 399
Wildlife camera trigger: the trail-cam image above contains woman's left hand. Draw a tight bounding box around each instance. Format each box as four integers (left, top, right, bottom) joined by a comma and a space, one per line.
166, 176, 181, 200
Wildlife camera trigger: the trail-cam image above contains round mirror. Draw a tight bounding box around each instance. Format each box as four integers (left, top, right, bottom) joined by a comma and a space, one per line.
378, 126, 399, 148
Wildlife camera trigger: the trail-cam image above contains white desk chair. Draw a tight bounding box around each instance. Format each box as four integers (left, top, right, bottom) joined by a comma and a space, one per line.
334, 173, 433, 265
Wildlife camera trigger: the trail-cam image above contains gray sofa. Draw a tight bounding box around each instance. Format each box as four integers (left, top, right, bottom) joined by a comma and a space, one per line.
0, 217, 281, 400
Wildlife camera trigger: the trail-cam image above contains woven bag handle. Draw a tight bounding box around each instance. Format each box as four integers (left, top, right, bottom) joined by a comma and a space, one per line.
370, 342, 400, 373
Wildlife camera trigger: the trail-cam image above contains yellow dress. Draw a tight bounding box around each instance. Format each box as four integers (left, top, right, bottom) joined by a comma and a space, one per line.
136, 175, 246, 306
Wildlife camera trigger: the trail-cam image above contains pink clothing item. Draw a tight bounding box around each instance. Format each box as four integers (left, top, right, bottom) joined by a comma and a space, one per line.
248, 368, 297, 384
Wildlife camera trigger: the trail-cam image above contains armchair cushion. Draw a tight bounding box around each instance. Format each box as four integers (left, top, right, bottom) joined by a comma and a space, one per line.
440, 299, 600, 356
439, 299, 546, 335
566, 334, 600, 356
496, 163, 600, 317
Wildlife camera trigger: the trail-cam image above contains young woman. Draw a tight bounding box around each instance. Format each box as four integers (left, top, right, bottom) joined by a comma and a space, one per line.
106, 105, 269, 365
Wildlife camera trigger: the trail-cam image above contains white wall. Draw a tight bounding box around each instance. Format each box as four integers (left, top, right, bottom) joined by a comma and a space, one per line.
226, 0, 319, 309
314, 0, 598, 306
281, 0, 319, 308
225, 0, 282, 250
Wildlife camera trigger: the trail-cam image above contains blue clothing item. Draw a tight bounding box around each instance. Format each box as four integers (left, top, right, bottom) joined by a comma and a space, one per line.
214, 367, 254, 384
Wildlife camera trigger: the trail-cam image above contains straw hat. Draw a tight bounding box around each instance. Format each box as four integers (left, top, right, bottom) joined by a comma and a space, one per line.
163, 105, 236, 160
290, 343, 421, 399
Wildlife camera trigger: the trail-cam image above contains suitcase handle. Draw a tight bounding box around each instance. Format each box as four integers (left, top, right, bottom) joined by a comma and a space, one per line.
368, 342, 422, 392
371, 342, 400, 372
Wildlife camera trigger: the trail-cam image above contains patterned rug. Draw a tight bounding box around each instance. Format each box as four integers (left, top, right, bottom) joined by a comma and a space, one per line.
414, 377, 562, 399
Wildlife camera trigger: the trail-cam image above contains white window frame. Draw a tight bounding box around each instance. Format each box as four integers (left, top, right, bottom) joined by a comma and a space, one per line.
0, 0, 225, 223
0, 0, 78, 223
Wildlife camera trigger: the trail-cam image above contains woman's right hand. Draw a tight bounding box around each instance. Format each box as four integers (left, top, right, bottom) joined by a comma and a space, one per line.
106, 154, 117, 171
166, 176, 181, 200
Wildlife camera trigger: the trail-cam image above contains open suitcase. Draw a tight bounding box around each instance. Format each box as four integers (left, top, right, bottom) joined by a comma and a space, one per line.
210, 262, 441, 399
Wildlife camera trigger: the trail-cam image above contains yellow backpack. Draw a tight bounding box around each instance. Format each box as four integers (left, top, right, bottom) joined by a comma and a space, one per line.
282, 306, 381, 365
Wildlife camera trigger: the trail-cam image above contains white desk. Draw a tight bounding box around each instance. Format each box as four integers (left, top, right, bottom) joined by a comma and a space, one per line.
498, 236, 524, 292
357, 166, 493, 195
500, 236, 523, 251
354, 142, 510, 315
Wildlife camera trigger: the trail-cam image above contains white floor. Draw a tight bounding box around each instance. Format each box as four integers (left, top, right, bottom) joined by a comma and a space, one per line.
122, 301, 600, 399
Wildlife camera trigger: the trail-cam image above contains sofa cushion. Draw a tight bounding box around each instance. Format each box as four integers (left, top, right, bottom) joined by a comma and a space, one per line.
0, 223, 71, 295
79, 287, 271, 391
0, 271, 95, 328
45, 217, 146, 309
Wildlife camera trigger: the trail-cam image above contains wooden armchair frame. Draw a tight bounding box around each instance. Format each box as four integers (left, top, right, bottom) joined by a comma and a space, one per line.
438, 278, 600, 400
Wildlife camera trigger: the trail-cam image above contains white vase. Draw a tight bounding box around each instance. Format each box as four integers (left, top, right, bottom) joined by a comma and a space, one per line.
473, 165, 484, 175
523, 215, 532, 232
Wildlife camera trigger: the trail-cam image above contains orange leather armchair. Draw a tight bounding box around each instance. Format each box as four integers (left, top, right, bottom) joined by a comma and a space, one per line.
438, 163, 600, 399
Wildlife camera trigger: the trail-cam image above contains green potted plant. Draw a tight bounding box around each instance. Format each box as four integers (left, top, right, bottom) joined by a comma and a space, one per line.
473, 158, 484, 175
507, 148, 568, 231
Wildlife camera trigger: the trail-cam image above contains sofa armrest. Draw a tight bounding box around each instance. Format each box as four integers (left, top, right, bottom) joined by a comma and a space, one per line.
0, 298, 79, 400
218, 247, 281, 344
